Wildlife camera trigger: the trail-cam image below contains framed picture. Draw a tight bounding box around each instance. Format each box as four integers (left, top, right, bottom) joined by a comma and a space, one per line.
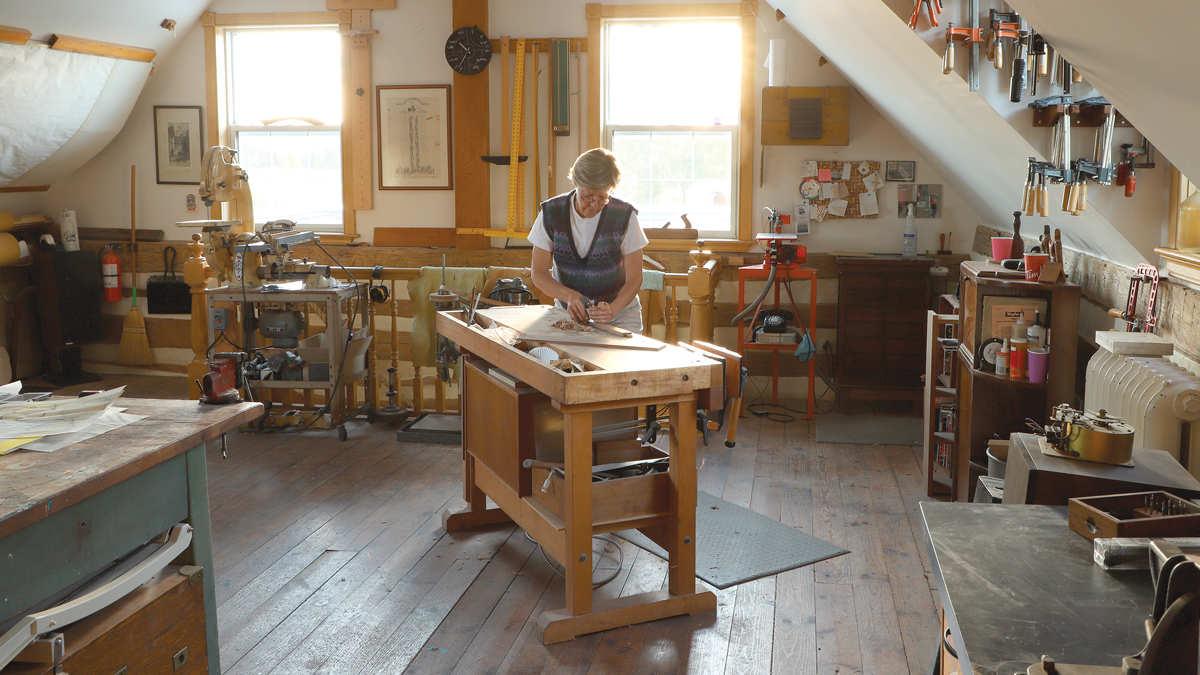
885, 160, 916, 182
377, 85, 453, 190
153, 106, 203, 184
897, 183, 943, 218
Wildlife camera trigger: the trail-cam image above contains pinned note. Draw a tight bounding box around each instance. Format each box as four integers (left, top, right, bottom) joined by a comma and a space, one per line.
818, 167, 832, 182
821, 183, 834, 200
812, 204, 829, 222
828, 199, 848, 217
793, 199, 812, 235
801, 161, 818, 177
831, 182, 850, 199
857, 162, 871, 176
858, 190, 879, 216
842, 163, 852, 179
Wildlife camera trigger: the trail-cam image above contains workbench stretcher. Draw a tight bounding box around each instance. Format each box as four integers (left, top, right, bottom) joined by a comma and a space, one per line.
436, 308, 722, 643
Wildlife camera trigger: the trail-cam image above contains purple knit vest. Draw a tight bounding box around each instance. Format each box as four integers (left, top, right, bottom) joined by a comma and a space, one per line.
540, 191, 636, 304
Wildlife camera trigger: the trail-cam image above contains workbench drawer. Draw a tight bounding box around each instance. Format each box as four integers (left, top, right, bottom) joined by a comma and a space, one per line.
530, 466, 670, 530
3, 566, 206, 675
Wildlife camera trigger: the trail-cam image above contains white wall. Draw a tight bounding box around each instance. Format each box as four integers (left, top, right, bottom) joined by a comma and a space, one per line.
4, 0, 985, 262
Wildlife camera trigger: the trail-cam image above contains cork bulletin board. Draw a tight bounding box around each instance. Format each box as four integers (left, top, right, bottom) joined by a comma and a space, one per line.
810, 160, 880, 219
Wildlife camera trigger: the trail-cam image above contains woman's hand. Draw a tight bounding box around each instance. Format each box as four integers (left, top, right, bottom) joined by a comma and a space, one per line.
566, 295, 591, 323
587, 301, 614, 324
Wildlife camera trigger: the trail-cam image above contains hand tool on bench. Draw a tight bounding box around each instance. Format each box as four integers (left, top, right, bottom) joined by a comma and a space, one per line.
578, 294, 633, 338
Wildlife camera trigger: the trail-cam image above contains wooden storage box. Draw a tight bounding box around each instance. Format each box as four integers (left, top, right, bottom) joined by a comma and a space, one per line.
530, 440, 671, 533
3, 566, 206, 675
1068, 491, 1200, 540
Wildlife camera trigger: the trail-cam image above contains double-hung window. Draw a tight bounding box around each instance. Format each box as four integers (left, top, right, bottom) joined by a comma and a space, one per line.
601, 15, 745, 240
223, 26, 344, 232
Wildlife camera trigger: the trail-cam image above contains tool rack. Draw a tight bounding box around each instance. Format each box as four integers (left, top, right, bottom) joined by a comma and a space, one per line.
206, 281, 375, 440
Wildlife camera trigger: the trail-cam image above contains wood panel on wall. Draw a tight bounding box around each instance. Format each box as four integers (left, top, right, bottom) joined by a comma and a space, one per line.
452, 0, 490, 250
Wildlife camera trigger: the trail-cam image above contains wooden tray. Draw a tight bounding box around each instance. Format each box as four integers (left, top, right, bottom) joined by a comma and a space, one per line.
1068, 491, 1200, 540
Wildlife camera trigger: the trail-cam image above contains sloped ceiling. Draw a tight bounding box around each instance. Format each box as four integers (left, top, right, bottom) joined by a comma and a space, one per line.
1006, 0, 1200, 187
0, 0, 208, 188
771, 0, 1147, 267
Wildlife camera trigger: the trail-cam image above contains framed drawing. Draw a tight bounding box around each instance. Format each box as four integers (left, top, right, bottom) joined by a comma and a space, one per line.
377, 85, 453, 190
885, 160, 916, 182
153, 106, 203, 184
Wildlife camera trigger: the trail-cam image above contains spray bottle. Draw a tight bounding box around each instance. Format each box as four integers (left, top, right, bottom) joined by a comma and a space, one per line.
902, 203, 918, 257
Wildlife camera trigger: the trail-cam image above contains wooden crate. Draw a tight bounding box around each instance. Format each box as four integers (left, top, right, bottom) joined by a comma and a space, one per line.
1068, 491, 1200, 540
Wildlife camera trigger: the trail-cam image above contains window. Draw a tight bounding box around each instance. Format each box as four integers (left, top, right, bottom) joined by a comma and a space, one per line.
604, 20, 740, 238
225, 27, 343, 231
589, 3, 756, 244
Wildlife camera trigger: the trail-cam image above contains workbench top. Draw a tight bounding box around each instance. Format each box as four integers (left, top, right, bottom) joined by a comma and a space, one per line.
0, 399, 262, 539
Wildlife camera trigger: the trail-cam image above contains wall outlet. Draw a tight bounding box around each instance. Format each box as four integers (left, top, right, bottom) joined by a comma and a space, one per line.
211, 307, 230, 331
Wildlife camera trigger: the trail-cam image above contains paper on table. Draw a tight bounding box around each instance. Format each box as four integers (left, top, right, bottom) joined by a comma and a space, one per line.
858, 190, 879, 216
19, 408, 147, 453
0, 381, 21, 396
0, 436, 39, 455
828, 199, 848, 217
0, 386, 125, 440
800, 161, 817, 177
831, 182, 850, 199
821, 183, 834, 200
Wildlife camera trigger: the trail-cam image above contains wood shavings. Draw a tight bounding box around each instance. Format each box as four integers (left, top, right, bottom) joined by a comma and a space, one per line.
551, 318, 592, 332
551, 358, 586, 373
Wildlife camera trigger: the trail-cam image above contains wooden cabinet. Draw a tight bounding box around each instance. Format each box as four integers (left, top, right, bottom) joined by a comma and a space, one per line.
836, 255, 934, 407
951, 261, 1080, 502
922, 305, 960, 499
3, 567, 206, 675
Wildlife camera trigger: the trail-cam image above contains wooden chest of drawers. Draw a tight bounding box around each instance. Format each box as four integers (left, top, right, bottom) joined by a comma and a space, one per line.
3, 566, 206, 675
836, 254, 934, 406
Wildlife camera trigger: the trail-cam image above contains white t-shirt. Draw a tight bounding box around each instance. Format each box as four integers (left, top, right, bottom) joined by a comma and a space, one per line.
528, 194, 649, 257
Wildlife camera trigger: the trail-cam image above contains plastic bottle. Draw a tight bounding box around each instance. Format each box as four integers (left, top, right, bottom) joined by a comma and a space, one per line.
995, 338, 1009, 377
1011, 311, 1029, 341
60, 209, 80, 251
902, 203, 917, 258
1026, 311, 1046, 350
1009, 337, 1028, 381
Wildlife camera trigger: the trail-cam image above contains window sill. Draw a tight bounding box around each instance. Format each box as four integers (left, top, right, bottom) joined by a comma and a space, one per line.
315, 233, 361, 246
643, 238, 758, 253
1155, 247, 1200, 286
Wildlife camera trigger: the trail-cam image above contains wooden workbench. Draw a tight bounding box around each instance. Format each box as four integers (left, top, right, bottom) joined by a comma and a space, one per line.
436, 308, 721, 643
0, 398, 263, 675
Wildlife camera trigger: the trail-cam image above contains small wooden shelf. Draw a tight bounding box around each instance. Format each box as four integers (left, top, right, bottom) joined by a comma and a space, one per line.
935, 387, 956, 396
933, 431, 955, 443
968, 366, 1047, 389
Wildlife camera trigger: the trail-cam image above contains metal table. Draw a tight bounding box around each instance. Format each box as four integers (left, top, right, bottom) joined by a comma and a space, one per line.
922, 503, 1155, 675
0, 398, 263, 675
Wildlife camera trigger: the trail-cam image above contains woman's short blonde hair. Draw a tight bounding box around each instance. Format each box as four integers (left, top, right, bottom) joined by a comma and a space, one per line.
568, 148, 621, 193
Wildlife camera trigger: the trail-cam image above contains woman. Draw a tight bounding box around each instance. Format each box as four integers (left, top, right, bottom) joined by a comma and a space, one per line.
528, 148, 649, 332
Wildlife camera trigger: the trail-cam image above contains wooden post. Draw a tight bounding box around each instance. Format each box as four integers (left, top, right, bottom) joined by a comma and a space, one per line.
184, 234, 212, 400
687, 241, 721, 344
667, 399, 698, 597
563, 410, 593, 616
453, 0, 490, 249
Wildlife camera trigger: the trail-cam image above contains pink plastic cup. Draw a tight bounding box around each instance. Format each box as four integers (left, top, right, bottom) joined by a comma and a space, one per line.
991, 237, 1013, 261
1027, 348, 1049, 383
1024, 253, 1050, 280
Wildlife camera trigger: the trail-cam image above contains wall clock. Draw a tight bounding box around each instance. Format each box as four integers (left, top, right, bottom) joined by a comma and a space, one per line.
799, 179, 821, 200
445, 26, 492, 75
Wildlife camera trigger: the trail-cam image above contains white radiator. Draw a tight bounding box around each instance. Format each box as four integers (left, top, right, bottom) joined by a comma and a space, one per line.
1084, 331, 1200, 479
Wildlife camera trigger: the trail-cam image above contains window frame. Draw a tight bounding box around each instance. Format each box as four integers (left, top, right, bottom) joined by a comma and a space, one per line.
587, 2, 756, 249
201, 11, 359, 243
1156, 167, 1200, 286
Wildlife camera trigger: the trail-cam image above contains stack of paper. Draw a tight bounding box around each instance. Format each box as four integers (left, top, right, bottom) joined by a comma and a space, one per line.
0, 384, 145, 455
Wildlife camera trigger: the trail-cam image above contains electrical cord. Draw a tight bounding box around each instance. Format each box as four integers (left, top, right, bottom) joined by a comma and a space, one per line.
525, 531, 624, 588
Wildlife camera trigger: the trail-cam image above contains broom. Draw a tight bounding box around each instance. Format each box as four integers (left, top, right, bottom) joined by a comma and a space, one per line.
118, 164, 153, 365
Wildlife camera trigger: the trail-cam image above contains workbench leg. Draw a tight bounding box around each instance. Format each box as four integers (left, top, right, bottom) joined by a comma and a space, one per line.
667, 400, 698, 596
184, 445, 221, 675
564, 410, 594, 616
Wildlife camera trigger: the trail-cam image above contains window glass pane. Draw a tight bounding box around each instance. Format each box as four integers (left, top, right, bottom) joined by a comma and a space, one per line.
611, 129, 733, 234
236, 130, 343, 228
606, 20, 740, 126
229, 29, 341, 126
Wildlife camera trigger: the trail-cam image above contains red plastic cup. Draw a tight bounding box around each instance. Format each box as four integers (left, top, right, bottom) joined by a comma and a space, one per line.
991, 237, 1013, 261
1024, 253, 1050, 280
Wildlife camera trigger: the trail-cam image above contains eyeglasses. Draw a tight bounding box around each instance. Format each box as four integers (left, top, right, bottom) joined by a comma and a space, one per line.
577, 191, 611, 206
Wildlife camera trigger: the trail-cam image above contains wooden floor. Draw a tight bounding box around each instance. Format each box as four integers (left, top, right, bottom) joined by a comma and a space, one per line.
110, 377, 941, 674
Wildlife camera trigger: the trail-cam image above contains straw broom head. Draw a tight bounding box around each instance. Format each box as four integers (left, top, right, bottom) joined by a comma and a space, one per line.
118, 164, 153, 365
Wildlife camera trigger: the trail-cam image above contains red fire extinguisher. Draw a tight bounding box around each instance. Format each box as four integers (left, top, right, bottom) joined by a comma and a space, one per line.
101, 246, 122, 302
